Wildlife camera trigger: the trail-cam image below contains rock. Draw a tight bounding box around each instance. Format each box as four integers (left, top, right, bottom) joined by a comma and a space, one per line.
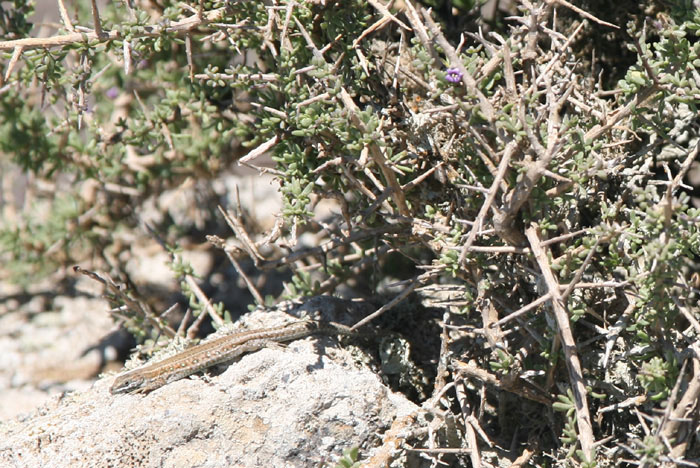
0, 298, 419, 467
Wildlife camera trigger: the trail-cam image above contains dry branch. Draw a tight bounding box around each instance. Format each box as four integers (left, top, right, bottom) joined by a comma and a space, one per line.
660, 346, 700, 459
525, 225, 595, 460
0, 8, 226, 51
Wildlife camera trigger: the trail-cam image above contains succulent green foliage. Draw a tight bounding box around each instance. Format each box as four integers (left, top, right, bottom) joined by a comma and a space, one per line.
636, 355, 678, 401
0, 193, 85, 282
1, 0, 700, 466
334, 447, 361, 468
0, 0, 33, 38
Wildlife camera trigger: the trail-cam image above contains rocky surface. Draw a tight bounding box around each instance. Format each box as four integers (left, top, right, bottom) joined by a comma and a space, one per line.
0, 298, 419, 467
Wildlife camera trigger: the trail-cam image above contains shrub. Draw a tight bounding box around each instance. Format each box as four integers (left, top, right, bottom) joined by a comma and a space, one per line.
1, 0, 699, 465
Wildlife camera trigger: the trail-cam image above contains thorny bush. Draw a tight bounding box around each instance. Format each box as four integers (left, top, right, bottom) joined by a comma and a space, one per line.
0, 0, 699, 466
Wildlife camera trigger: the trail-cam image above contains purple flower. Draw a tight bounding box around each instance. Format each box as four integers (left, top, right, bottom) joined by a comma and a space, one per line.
105, 86, 119, 99
445, 67, 463, 83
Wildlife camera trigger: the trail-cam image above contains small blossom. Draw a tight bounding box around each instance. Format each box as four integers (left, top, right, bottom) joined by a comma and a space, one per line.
105, 87, 119, 99
445, 67, 463, 83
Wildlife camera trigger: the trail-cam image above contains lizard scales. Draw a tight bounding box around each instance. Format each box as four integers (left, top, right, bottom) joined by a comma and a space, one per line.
110, 320, 352, 394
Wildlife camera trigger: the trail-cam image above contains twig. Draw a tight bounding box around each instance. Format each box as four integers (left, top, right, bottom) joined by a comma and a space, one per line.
600, 292, 637, 370
455, 381, 483, 468
584, 84, 660, 142
672, 295, 700, 336
382, 57, 432, 90
502, 41, 517, 100
531, 20, 586, 91
185, 34, 194, 82
525, 224, 595, 460
432, 315, 451, 396
293, 16, 323, 59
546, 0, 620, 29
141, 223, 225, 336
90, 0, 104, 38
631, 33, 663, 88
339, 88, 410, 216
660, 141, 700, 232
661, 347, 700, 458
4, 46, 23, 81
493, 293, 551, 327
174, 304, 189, 337
0, 8, 226, 50
354, 0, 412, 49
541, 229, 587, 246
209, 236, 265, 306
401, 162, 443, 192
668, 140, 699, 191
598, 395, 647, 413
353, 15, 392, 50
452, 359, 553, 405
366, 0, 411, 32
493, 67, 573, 246
561, 237, 601, 301
56, 0, 75, 32
195, 71, 277, 82
238, 135, 279, 165
479, 297, 505, 350
248, 102, 287, 120
296, 92, 331, 109
401, 0, 441, 66
419, 6, 495, 123
218, 205, 264, 262
458, 141, 517, 265
182, 274, 224, 336
258, 224, 405, 271
73, 266, 176, 338
405, 447, 472, 454
278, 0, 295, 53
351, 275, 424, 330
186, 297, 212, 340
